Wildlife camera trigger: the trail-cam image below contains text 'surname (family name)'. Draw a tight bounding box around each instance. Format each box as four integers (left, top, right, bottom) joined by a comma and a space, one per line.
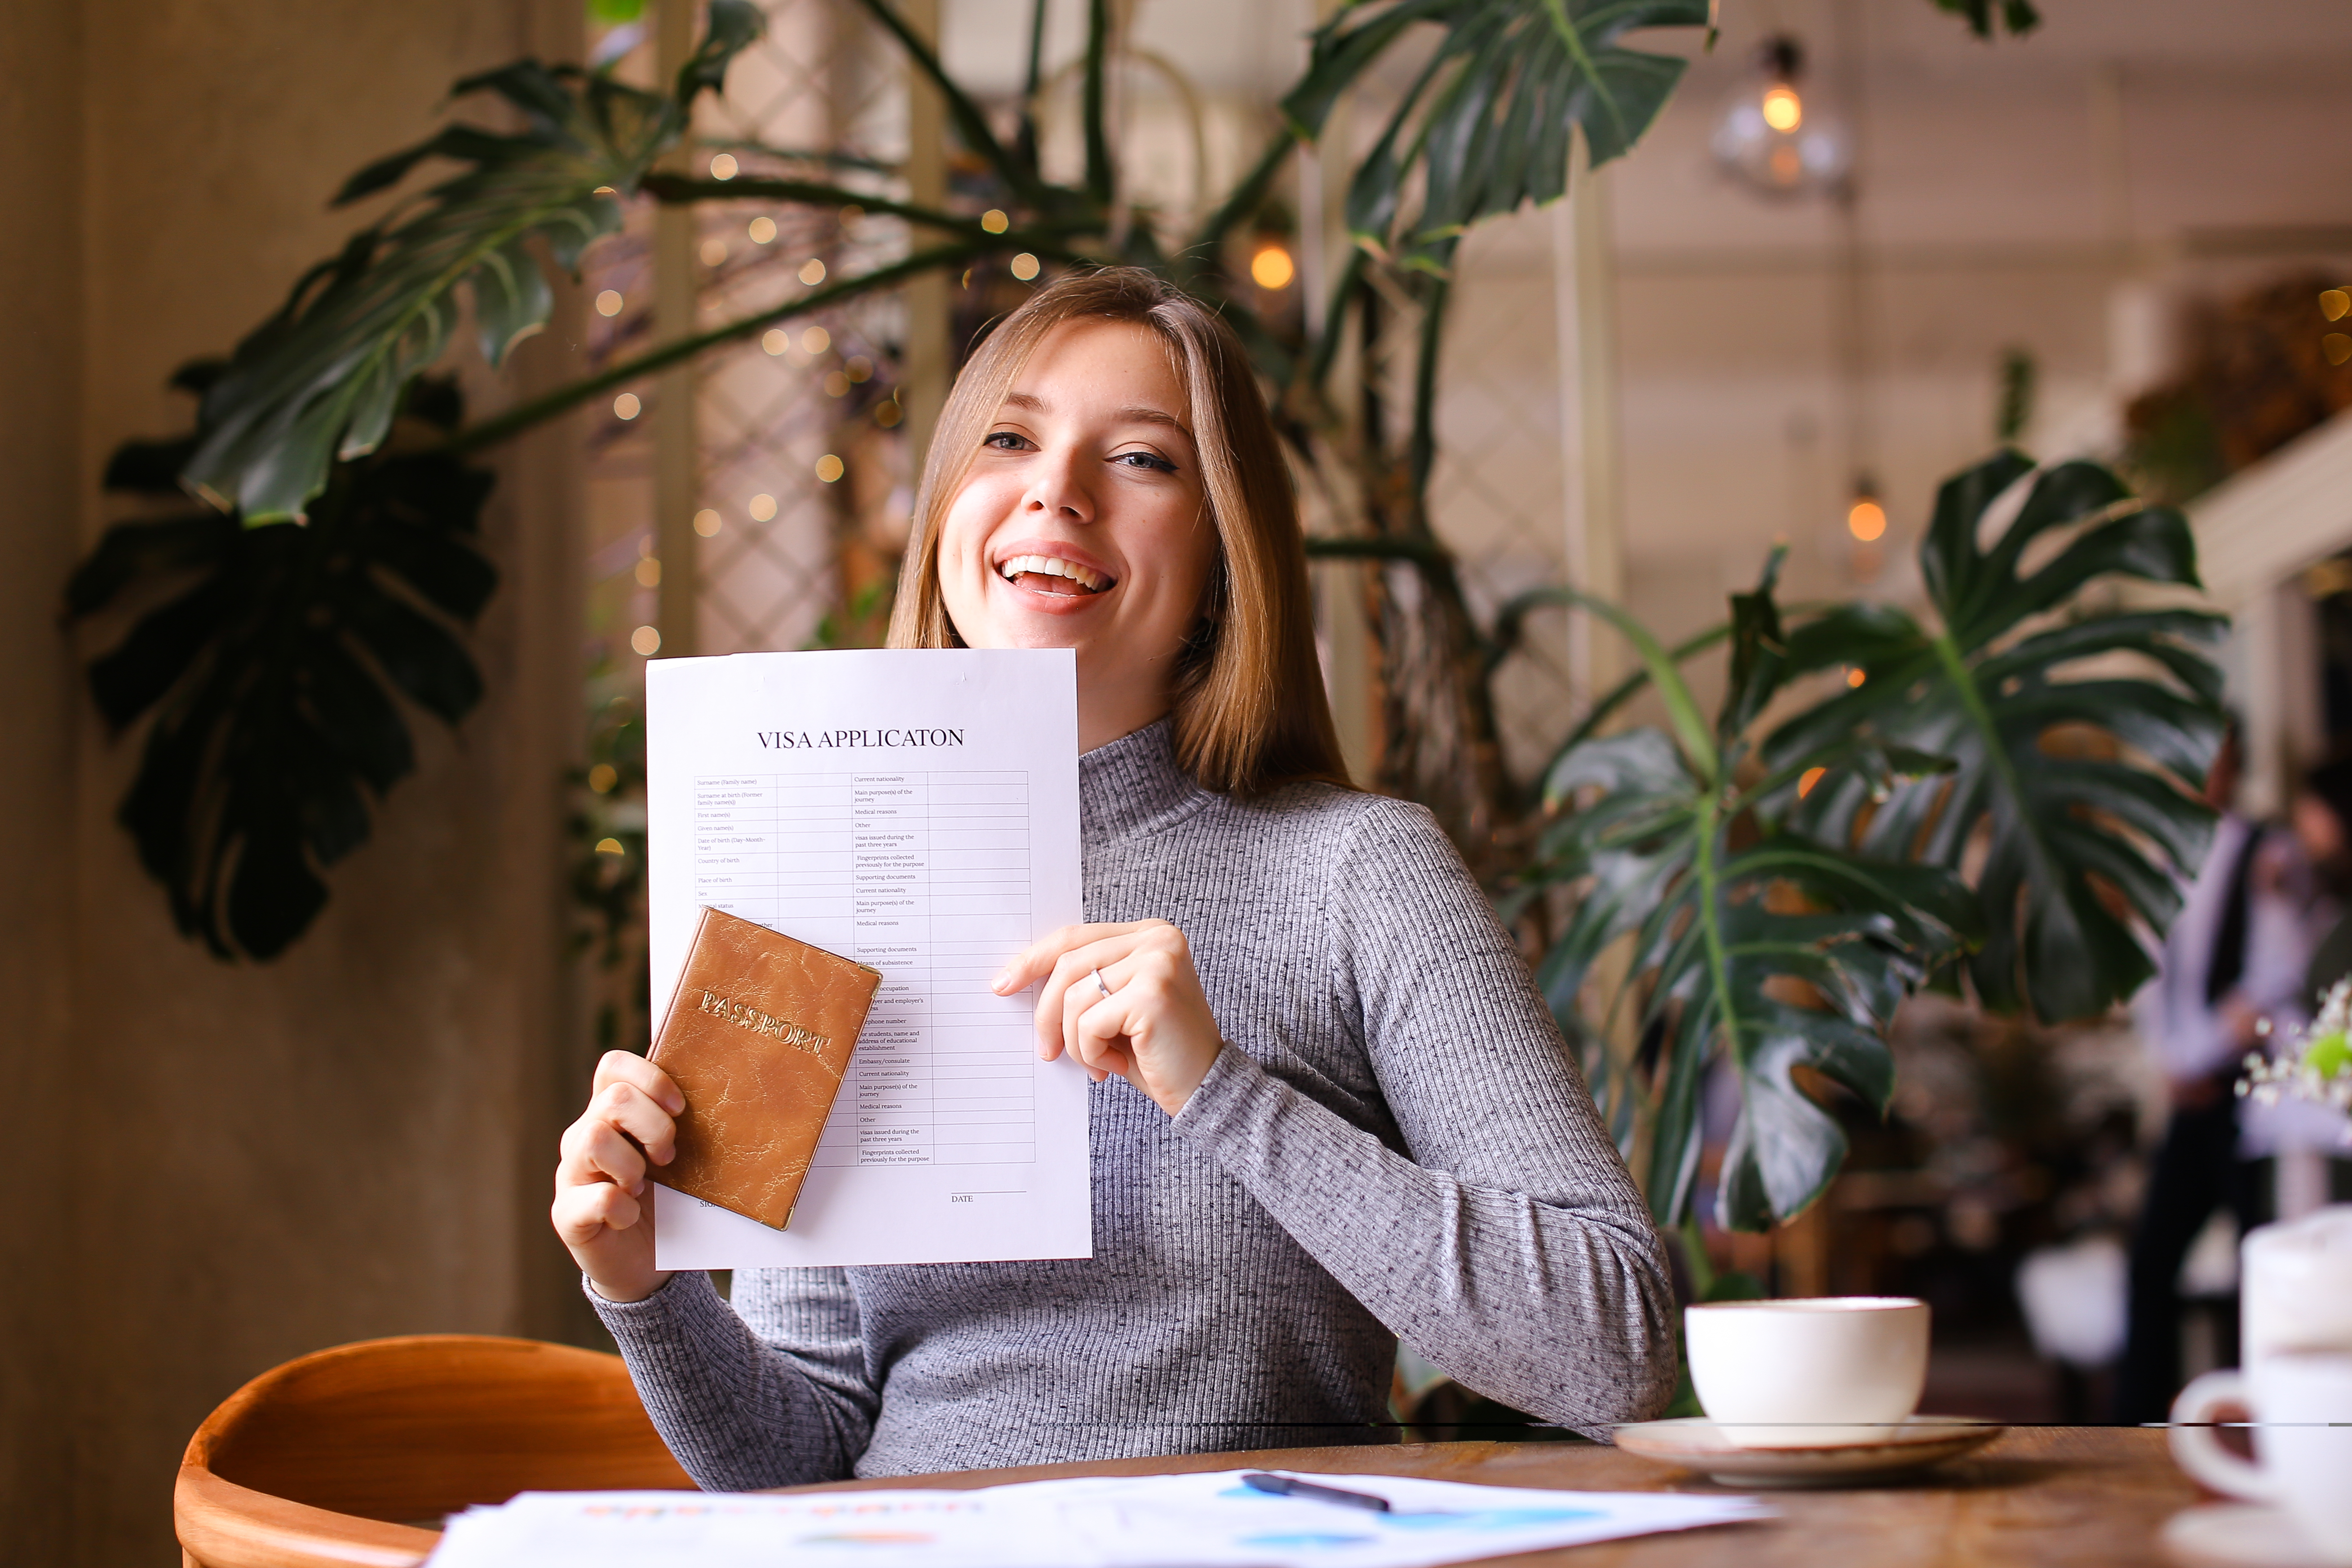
754, 728, 967, 751
698, 989, 831, 1056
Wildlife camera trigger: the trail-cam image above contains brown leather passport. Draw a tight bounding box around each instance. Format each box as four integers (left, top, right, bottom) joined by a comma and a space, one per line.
649, 907, 880, 1231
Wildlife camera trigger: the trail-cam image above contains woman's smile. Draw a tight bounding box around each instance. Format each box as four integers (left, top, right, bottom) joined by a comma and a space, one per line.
990, 538, 1119, 603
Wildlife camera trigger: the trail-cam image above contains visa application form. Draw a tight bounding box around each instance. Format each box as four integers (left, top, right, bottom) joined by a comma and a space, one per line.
643, 648, 1089, 1268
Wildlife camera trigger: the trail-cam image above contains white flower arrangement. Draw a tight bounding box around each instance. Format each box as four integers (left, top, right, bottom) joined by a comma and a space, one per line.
2240, 977, 2352, 1126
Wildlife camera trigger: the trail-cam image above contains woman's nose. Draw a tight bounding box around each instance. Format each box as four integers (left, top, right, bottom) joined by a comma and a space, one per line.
1022, 447, 1093, 522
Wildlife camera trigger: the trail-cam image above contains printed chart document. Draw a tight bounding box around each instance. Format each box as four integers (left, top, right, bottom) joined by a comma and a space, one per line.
425, 1471, 1773, 1568
644, 648, 1088, 1268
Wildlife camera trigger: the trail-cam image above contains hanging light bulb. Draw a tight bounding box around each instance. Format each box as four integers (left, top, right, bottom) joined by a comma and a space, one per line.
1712, 36, 1853, 198
1847, 475, 1887, 542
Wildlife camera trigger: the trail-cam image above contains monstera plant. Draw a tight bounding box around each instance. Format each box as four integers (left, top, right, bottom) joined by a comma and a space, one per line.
1518, 451, 2223, 1232
187, 9, 767, 523
71, 372, 497, 959
1517, 557, 1985, 1231
68, 7, 774, 960
1769, 453, 2225, 1021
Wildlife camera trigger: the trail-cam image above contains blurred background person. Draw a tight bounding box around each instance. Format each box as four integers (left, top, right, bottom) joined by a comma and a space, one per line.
2290, 758, 2352, 996
2114, 726, 2325, 1423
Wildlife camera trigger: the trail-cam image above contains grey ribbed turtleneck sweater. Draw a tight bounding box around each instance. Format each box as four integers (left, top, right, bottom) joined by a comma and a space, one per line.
592, 720, 1676, 1487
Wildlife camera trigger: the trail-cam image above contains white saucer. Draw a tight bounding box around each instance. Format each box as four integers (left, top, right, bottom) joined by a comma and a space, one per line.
2162, 1504, 2344, 1568
1614, 1415, 2006, 1487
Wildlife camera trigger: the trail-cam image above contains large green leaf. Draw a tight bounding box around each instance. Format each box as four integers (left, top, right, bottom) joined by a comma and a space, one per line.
73, 370, 496, 961
1283, 0, 1707, 274
1523, 558, 1982, 1229
1930, 0, 2041, 39
182, 2, 764, 523
843, 0, 1052, 210
1766, 452, 2226, 1022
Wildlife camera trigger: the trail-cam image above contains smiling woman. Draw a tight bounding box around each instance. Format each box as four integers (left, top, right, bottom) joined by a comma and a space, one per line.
932, 314, 1222, 752
889, 269, 1341, 795
558, 268, 1676, 1491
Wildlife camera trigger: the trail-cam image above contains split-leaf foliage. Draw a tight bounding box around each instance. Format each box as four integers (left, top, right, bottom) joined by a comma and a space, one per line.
71, 369, 496, 960
1931, 0, 2041, 40
1767, 452, 2227, 1022
183, 0, 765, 524
1282, 0, 1707, 276
1519, 451, 2222, 1229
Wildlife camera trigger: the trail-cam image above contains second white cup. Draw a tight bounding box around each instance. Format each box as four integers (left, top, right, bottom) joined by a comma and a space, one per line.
2170, 1352, 2352, 1566
1685, 1296, 1930, 1448
2242, 1206, 2352, 1367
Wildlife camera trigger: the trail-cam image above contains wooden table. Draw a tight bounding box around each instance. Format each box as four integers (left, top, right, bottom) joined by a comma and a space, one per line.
787, 1428, 2205, 1566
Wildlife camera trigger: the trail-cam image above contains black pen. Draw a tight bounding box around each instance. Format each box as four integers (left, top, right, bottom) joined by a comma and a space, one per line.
1240, 1472, 1393, 1514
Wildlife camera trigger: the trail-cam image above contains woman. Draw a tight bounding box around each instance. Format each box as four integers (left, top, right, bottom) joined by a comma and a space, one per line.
554, 268, 1675, 1488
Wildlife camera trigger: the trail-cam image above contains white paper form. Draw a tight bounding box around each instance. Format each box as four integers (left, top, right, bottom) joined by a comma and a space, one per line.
643, 649, 1088, 1268
425, 1473, 1773, 1568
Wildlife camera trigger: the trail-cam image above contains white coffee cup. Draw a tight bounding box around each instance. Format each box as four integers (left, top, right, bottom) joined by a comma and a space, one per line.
1684, 1297, 1930, 1448
2242, 1206, 2352, 1369
2171, 1352, 2352, 1565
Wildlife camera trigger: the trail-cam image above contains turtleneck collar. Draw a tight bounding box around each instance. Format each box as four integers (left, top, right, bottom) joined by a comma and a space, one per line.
1079, 718, 1211, 845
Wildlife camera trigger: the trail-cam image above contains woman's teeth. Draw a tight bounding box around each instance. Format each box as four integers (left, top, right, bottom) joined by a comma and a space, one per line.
997, 554, 1110, 594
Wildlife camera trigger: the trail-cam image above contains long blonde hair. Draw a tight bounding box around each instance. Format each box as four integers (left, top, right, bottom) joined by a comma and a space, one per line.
887, 268, 1346, 797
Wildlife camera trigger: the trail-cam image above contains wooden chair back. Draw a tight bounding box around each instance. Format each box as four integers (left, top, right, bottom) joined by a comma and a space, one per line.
176, 1334, 696, 1568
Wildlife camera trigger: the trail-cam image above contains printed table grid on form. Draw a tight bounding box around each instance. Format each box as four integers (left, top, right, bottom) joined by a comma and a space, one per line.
690, 770, 1036, 1169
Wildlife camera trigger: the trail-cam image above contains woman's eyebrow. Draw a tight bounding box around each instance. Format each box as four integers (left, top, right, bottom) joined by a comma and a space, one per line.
999, 389, 1191, 437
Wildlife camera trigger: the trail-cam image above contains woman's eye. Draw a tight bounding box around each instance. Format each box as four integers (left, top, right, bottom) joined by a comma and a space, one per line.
982, 431, 1031, 451
1113, 450, 1176, 473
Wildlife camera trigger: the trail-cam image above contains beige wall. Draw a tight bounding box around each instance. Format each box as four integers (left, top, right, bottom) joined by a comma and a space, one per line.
0, 3, 92, 1564
3, 2, 590, 1562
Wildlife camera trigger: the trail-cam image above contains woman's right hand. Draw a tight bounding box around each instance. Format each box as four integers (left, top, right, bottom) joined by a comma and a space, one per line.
552, 1051, 684, 1304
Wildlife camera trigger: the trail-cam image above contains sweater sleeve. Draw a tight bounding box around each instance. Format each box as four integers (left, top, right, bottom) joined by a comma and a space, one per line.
589, 1263, 879, 1488
1169, 796, 1677, 1434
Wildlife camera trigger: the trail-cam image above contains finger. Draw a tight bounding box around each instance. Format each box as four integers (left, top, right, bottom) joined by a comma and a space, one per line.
1044, 924, 1183, 999
1053, 932, 1181, 1055
995, 923, 1093, 996
555, 1123, 640, 1194
1037, 930, 1152, 1022
1012, 924, 1176, 1056
1031, 946, 1093, 1060
1038, 940, 1135, 1061
1059, 952, 1136, 1066
552, 1180, 642, 1247
993, 921, 1163, 994
1072, 989, 1142, 1082
560, 1119, 650, 1194
1032, 958, 1117, 1081
590, 1080, 679, 1165
591, 1050, 686, 1114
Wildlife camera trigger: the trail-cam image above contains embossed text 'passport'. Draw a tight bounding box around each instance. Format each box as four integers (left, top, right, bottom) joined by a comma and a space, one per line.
649, 906, 881, 1231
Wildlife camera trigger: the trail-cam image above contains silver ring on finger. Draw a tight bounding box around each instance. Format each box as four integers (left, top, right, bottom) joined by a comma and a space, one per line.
1092, 966, 1113, 1000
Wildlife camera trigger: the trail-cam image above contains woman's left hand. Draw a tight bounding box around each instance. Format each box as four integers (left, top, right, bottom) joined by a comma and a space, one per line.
993, 920, 1222, 1116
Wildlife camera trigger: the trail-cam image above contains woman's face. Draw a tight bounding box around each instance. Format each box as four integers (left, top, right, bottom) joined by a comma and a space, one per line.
935, 318, 1218, 724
